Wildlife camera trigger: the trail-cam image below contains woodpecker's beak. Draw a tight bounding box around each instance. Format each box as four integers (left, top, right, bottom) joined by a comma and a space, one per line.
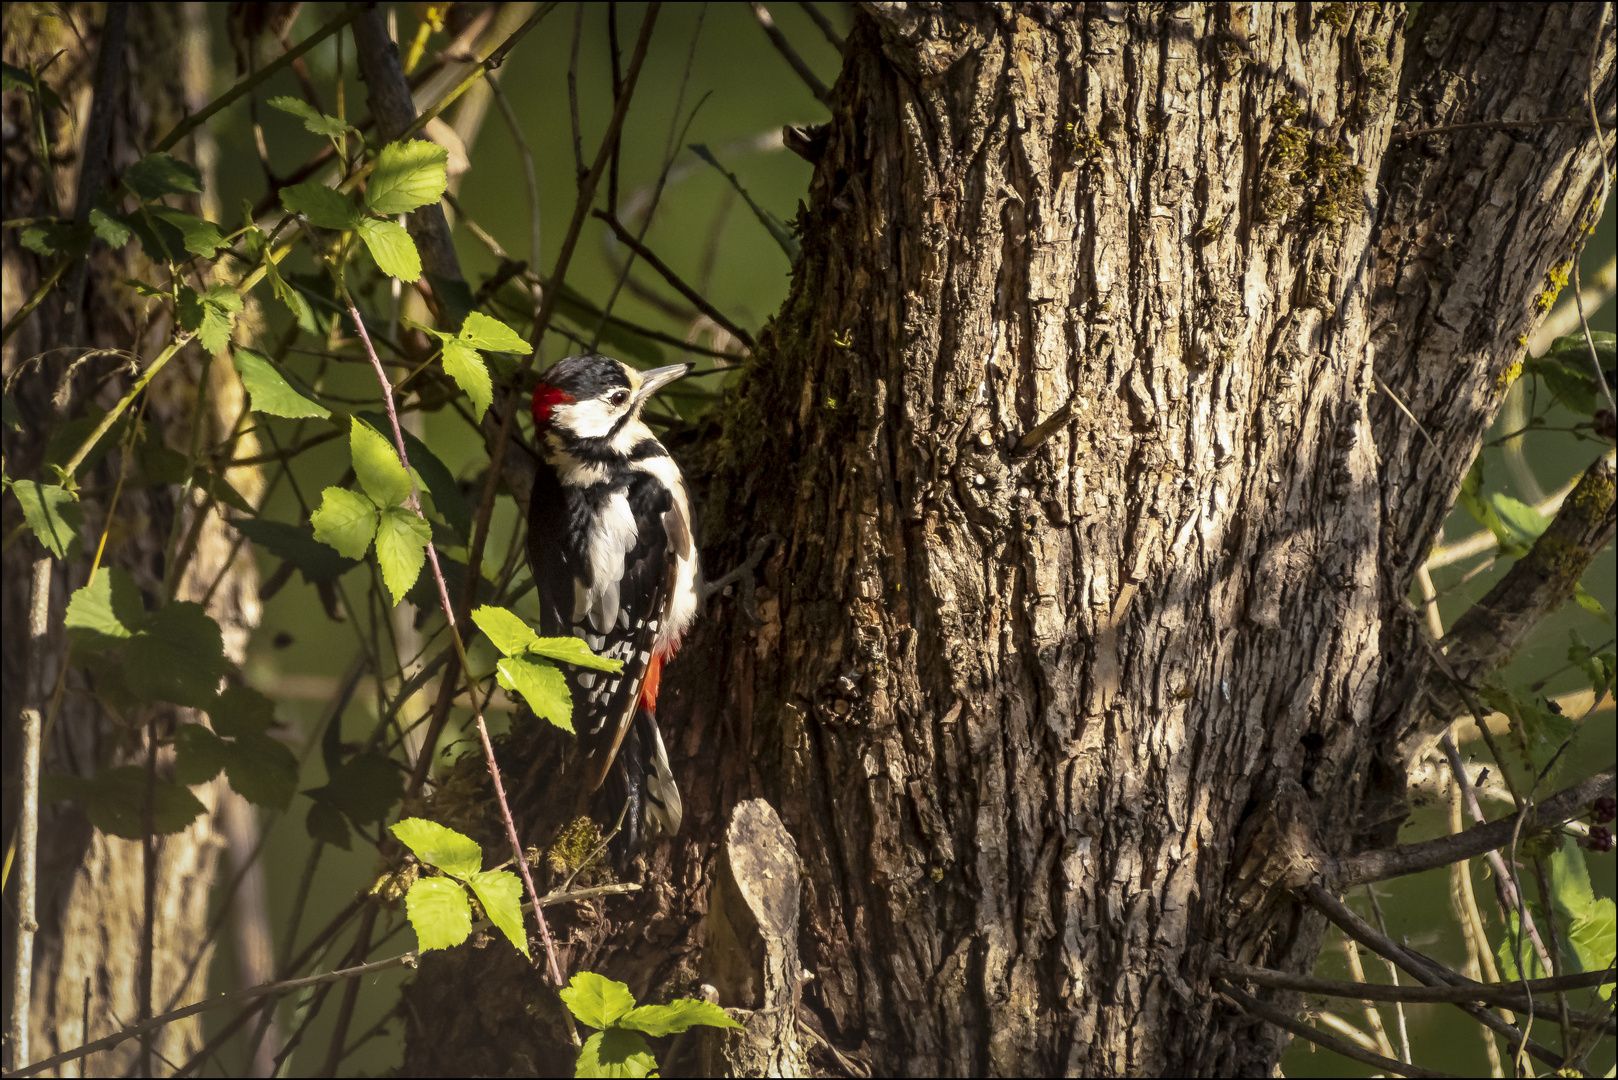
632, 363, 693, 407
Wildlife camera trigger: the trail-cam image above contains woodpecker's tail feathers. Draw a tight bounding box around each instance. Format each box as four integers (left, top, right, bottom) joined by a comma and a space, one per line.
639, 709, 683, 837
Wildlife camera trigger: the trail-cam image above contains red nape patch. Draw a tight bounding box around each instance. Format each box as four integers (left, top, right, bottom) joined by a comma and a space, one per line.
638, 652, 665, 712
531, 383, 574, 430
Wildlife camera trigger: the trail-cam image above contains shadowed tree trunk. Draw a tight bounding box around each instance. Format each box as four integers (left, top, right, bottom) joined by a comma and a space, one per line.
403, 3, 1614, 1076
2, 5, 260, 1074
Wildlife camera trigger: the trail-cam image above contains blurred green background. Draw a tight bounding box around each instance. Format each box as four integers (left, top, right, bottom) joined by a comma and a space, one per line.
188, 4, 1614, 1075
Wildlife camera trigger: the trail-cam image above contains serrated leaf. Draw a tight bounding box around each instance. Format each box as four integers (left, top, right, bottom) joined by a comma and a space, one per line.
441, 339, 492, 421
65, 567, 144, 647
355, 216, 421, 281
466, 869, 530, 958
311, 487, 379, 560
618, 999, 742, 1036
81, 766, 208, 839
403, 877, 472, 951
10, 479, 83, 558
88, 207, 132, 248
174, 723, 229, 784
21, 221, 90, 257
123, 153, 203, 198
355, 412, 470, 540
280, 180, 362, 230
209, 685, 275, 737
263, 249, 311, 322
1543, 331, 1618, 372
459, 311, 531, 354
391, 818, 484, 878
471, 605, 539, 657
306, 800, 352, 849
148, 207, 227, 257
575, 1029, 657, 1079
527, 636, 626, 674
496, 655, 573, 732
223, 732, 299, 809
266, 95, 355, 137
233, 347, 329, 418
139, 439, 189, 485
177, 285, 238, 353
366, 140, 448, 215
125, 602, 227, 709
350, 420, 411, 508
375, 506, 430, 606
233, 518, 360, 584
561, 972, 638, 1030
316, 751, 401, 823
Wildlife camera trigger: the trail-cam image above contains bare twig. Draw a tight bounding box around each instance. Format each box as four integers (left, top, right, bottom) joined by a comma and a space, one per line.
1216, 983, 1456, 1078
154, 4, 365, 153
798, 1, 845, 51
593, 211, 757, 349
1337, 767, 1615, 886
749, 1, 831, 104
567, 3, 586, 179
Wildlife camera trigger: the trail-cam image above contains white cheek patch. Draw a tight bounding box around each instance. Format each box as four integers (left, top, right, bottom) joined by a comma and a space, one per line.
553, 398, 624, 439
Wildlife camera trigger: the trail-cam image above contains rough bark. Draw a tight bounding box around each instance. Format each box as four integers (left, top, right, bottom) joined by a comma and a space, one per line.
2, 6, 260, 1074
402, 4, 1613, 1077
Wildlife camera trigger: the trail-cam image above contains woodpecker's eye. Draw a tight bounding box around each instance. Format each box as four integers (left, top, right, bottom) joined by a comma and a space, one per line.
609, 389, 630, 407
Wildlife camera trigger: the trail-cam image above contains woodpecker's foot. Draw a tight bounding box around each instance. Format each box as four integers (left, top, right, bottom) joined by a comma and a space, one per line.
701, 533, 780, 624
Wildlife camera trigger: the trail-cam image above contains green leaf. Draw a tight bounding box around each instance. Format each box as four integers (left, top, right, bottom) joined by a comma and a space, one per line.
466, 869, 530, 958
43, 410, 124, 476
618, 999, 741, 1037
315, 751, 401, 823
177, 285, 240, 353
266, 95, 356, 138
1525, 356, 1599, 417
263, 249, 311, 322
355, 412, 470, 540
65, 567, 144, 648
403, 877, 472, 952
1573, 582, 1609, 622
306, 800, 352, 849
138, 437, 189, 484
350, 420, 412, 508
496, 655, 573, 732
280, 180, 362, 230
311, 487, 379, 560
561, 972, 638, 1030
689, 143, 800, 262
365, 140, 449, 215
148, 207, 227, 257
192, 465, 256, 515
10, 479, 83, 558
390, 818, 484, 879
471, 605, 539, 657
1543, 331, 1618, 373
575, 1029, 657, 1079
20, 221, 90, 257
223, 732, 299, 810
88, 207, 132, 248
123, 153, 203, 198
355, 217, 421, 281
458, 311, 531, 354
174, 723, 229, 784
125, 602, 227, 709
233, 518, 360, 585
1489, 493, 1550, 543
1, 60, 31, 90
528, 636, 626, 674
375, 506, 430, 606
441, 339, 492, 421
78, 766, 208, 839
209, 685, 275, 737
233, 347, 330, 419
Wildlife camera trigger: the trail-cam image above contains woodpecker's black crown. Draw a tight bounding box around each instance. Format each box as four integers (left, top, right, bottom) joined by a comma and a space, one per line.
541, 354, 632, 398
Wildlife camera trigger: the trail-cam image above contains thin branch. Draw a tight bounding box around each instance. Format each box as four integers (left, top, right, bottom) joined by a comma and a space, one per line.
1213, 959, 1616, 1018
1338, 767, 1615, 886
1301, 882, 1570, 1073
153, 4, 365, 153
567, 3, 586, 179
1390, 115, 1592, 140
798, 1, 845, 51
1216, 983, 1457, 1079
593, 211, 757, 349
749, 1, 831, 104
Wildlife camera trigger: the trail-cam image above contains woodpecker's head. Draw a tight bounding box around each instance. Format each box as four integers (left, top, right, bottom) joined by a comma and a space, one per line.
531, 355, 691, 453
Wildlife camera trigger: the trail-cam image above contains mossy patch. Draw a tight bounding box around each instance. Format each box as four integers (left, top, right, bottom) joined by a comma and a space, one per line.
1536, 259, 1572, 312
547, 815, 604, 876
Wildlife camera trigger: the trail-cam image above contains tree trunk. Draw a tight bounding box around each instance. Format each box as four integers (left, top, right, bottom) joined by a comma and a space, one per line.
2, 5, 260, 1074
403, 4, 1614, 1076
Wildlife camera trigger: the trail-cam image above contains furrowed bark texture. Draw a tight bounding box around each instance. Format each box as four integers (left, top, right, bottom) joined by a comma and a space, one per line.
402, 4, 1613, 1077
2, 7, 262, 1074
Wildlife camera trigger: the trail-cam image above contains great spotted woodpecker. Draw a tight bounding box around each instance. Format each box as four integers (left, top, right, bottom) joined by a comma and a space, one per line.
527, 354, 698, 851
